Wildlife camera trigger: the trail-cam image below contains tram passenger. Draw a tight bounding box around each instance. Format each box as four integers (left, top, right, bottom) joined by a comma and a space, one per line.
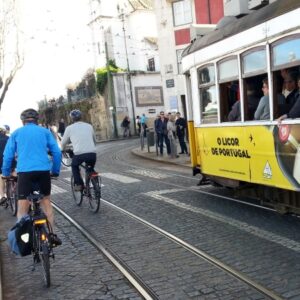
277, 75, 300, 121
228, 100, 241, 122
255, 78, 286, 120
245, 82, 260, 120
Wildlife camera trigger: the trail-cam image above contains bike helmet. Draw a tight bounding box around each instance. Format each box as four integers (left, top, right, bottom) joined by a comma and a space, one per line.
20, 108, 39, 121
69, 109, 82, 121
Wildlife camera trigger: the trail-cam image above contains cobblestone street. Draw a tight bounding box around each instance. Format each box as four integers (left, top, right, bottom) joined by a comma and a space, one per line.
1, 140, 300, 299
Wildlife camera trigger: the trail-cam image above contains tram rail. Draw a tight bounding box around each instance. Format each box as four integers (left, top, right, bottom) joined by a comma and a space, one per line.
53, 173, 285, 299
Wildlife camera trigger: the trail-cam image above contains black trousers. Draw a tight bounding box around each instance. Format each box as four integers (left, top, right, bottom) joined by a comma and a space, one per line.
178, 134, 187, 153
72, 153, 96, 185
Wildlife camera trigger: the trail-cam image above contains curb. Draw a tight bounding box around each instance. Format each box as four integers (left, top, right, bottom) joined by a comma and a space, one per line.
131, 148, 191, 169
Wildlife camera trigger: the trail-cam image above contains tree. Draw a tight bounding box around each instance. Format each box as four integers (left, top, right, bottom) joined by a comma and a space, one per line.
0, 0, 24, 110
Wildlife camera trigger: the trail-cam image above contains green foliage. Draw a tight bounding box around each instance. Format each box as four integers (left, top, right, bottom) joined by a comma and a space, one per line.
38, 100, 93, 126
95, 60, 122, 95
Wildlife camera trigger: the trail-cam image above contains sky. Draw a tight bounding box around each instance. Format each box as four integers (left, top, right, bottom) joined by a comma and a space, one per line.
0, 0, 95, 131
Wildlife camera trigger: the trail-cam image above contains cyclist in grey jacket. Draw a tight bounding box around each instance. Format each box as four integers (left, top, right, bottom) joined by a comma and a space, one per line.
61, 109, 97, 191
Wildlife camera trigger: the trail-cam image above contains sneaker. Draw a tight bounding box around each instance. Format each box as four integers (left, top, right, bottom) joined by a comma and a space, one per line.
73, 184, 83, 192
49, 233, 62, 247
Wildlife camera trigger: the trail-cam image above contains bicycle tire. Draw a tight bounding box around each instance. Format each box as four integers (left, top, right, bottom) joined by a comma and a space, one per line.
71, 176, 83, 206
88, 177, 101, 213
41, 242, 51, 287
8, 181, 17, 216
61, 151, 72, 167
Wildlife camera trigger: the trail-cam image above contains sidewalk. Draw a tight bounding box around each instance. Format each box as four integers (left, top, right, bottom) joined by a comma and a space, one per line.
131, 144, 191, 169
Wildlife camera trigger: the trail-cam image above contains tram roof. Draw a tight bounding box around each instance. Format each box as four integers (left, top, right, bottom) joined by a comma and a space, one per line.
182, 0, 300, 58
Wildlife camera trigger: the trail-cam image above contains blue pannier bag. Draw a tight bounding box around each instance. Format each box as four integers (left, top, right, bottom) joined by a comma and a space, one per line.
8, 215, 33, 256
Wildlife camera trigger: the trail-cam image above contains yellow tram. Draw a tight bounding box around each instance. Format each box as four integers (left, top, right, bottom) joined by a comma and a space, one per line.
182, 0, 300, 214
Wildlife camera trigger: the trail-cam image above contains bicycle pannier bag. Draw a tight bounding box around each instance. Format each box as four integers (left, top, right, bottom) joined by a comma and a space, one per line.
8, 215, 33, 256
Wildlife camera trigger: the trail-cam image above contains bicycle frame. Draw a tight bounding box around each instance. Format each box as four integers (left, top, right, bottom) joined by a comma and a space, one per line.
71, 162, 101, 213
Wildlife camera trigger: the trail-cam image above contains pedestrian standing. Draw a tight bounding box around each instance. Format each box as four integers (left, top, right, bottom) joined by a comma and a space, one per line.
136, 116, 141, 135
175, 112, 188, 154
121, 116, 131, 137
140, 113, 147, 137
155, 111, 171, 156
167, 115, 178, 158
58, 118, 65, 137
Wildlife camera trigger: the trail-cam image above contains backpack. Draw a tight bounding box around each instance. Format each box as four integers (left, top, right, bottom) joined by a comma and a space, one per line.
8, 215, 33, 256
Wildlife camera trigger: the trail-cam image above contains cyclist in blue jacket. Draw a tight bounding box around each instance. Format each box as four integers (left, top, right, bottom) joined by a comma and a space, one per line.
2, 108, 62, 246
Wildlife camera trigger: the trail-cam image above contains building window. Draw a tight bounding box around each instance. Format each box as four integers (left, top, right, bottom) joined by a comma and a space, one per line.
148, 58, 155, 71
172, 0, 192, 27
176, 49, 184, 74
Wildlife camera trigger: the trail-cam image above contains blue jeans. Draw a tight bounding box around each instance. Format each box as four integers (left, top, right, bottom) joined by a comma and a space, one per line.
158, 133, 171, 155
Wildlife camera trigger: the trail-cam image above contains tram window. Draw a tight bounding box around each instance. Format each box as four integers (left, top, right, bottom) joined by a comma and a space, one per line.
221, 81, 239, 122
243, 77, 264, 121
218, 58, 239, 122
200, 86, 217, 123
198, 65, 217, 124
219, 59, 238, 81
272, 67, 299, 118
243, 49, 266, 75
272, 37, 300, 68
198, 65, 215, 84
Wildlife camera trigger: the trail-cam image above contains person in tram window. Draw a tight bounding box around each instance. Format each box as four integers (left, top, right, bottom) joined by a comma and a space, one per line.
227, 100, 241, 122
245, 82, 260, 120
277, 70, 299, 116
277, 75, 300, 121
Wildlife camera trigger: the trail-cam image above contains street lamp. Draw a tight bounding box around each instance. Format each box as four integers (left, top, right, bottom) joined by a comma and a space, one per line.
117, 6, 137, 135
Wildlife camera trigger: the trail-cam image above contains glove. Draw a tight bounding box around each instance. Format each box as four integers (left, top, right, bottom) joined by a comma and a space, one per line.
50, 173, 59, 178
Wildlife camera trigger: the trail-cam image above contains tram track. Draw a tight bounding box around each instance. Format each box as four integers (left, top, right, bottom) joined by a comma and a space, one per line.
52, 200, 158, 300
53, 174, 284, 299
109, 144, 276, 213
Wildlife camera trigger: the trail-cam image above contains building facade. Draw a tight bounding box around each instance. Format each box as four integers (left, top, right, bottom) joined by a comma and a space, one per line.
153, 0, 224, 117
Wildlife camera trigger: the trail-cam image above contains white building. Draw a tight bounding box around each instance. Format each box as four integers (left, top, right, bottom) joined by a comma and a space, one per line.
88, 0, 159, 72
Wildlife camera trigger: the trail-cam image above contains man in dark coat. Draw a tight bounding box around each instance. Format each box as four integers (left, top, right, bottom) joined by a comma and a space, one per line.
175, 112, 188, 154
155, 111, 170, 155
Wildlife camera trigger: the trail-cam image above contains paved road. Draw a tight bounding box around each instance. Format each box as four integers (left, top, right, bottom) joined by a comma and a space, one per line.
1, 139, 300, 299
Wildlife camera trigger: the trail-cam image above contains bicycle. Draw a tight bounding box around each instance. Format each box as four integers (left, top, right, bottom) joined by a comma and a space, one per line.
29, 191, 55, 288
71, 162, 101, 213
1, 176, 18, 216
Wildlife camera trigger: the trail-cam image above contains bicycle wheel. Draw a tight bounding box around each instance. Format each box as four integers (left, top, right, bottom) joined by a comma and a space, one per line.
88, 177, 101, 213
40, 242, 51, 287
7, 181, 17, 216
71, 176, 83, 206
61, 151, 72, 167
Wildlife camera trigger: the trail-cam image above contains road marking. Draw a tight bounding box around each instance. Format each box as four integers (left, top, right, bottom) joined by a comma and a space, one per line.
127, 169, 170, 179
144, 189, 300, 253
52, 184, 68, 194
101, 173, 140, 183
